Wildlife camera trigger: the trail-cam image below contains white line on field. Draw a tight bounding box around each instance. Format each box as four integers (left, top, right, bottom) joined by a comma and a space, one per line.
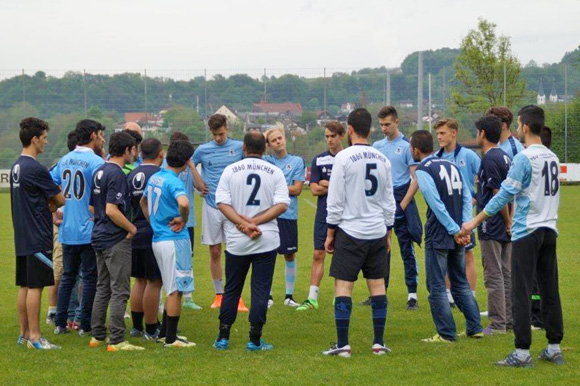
302, 197, 317, 208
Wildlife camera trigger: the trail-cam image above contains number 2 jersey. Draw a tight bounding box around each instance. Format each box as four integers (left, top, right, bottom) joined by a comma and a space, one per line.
216, 156, 291, 256
51, 146, 104, 245
484, 144, 560, 241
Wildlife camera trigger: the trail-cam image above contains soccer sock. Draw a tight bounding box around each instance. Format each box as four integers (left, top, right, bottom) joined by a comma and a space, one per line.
446, 289, 454, 303
165, 315, 180, 344
285, 260, 297, 296
548, 344, 561, 354
184, 293, 192, 300
158, 310, 168, 339
308, 285, 319, 301
408, 293, 417, 301
213, 279, 224, 295
131, 311, 144, 331
145, 323, 158, 335
249, 323, 263, 346
515, 349, 531, 359
218, 324, 231, 341
335, 296, 352, 348
371, 295, 387, 345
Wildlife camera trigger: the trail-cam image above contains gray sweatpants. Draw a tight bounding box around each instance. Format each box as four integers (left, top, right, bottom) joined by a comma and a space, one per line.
91, 238, 131, 344
480, 239, 512, 331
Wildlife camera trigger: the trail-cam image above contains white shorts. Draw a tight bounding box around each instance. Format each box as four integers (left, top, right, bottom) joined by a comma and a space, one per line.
201, 200, 226, 246
152, 239, 194, 295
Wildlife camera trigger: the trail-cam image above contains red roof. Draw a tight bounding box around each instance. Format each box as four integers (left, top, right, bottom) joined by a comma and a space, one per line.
252, 101, 302, 116
124, 112, 153, 123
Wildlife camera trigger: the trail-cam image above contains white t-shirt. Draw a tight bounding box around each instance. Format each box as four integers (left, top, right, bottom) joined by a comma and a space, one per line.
216, 156, 291, 255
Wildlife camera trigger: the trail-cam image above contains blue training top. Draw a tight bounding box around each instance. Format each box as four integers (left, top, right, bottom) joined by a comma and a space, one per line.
264, 153, 305, 220
373, 133, 416, 188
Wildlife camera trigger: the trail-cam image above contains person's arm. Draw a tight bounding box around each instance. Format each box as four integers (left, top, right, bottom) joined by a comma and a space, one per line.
139, 196, 149, 223
288, 180, 304, 196
383, 161, 396, 252
310, 181, 328, 196
169, 195, 189, 233
288, 158, 305, 196
416, 170, 460, 236
105, 171, 136, 239
48, 193, 65, 212
106, 203, 137, 238
400, 165, 419, 211
325, 157, 346, 253
461, 173, 473, 224
187, 159, 208, 194
493, 188, 512, 236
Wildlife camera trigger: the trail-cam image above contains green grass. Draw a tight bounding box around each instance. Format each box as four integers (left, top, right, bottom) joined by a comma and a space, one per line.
0, 188, 579, 385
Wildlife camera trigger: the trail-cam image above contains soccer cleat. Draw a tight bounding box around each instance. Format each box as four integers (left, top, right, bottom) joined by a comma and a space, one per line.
322, 343, 351, 357
267, 296, 274, 309
457, 331, 483, 339
406, 298, 419, 311
538, 348, 565, 365
360, 297, 372, 306
89, 337, 108, 348
210, 294, 223, 309
421, 334, 453, 343
296, 299, 319, 311
54, 326, 69, 335
183, 299, 203, 310
143, 330, 159, 341
213, 338, 230, 350
372, 343, 391, 355
284, 297, 300, 308
28, 337, 61, 350
247, 338, 273, 351
107, 341, 145, 352
482, 327, 506, 336
78, 329, 91, 337
45, 312, 56, 325
130, 328, 144, 338
496, 351, 533, 367
17, 335, 28, 346
163, 337, 196, 348
238, 298, 249, 312
480, 310, 489, 317
156, 335, 187, 344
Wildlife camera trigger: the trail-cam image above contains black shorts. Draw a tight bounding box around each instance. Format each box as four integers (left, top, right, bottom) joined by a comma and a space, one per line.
131, 248, 162, 281
277, 219, 298, 255
16, 252, 55, 288
313, 221, 328, 251
465, 232, 476, 252
329, 228, 387, 282
187, 227, 195, 251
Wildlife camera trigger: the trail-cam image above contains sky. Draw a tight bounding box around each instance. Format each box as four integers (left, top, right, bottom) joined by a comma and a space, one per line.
0, 0, 578, 77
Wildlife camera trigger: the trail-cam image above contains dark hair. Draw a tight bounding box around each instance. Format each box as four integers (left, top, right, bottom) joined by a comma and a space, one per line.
541, 126, 552, 149
486, 106, 513, 127
140, 138, 162, 160
347, 108, 372, 138
67, 130, 78, 151
244, 130, 266, 155
324, 121, 345, 136
170, 131, 190, 143
108, 131, 136, 157
518, 105, 545, 135
377, 105, 398, 120
410, 130, 434, 154
75, 119, 105, 146
166, 140, 194, 168
19, 117, 49, 147
123, 128, 143, 145
208, 114, 227, 131
434, 118, 459, 131
475, 116, 502, 143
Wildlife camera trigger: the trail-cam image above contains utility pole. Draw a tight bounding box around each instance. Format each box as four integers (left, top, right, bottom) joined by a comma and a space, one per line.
144, 69, 148, 130
417, 52, 424, 130
564, 65, 568, 163
323, 67, 327, 114
83, 69, 88, 118
428, 73, 432, 131
386, 69, 391, 106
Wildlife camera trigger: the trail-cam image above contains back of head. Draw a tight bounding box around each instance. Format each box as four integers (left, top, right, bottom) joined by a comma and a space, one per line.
475, 116, 502, 143
124, 122, 143, 136
123, 128, 143, 146
140, 138, 162, 160
109, 131, 136, 157
67, 130, 78, 151
19, 117, 49, 147
75, 119, 105, 146
541, 126, 552, 149
377, 105, 398, 120
166, 140, 194, 168
170, 131, 190, 143
208, 114, 227, 131
244, 130, 266, 155
410, 130, 434, 154
486, 106, 513, 128
347, 108, 372, 138
518, 105, 545, 135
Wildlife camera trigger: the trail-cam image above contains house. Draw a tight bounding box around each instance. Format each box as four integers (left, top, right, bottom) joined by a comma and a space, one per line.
340, 102, 356, 113
399, 100, 414, 108
549, 80, 558, 103
315, 110, 335, 126
214, 105, 239, 124
252, 101, 302, 117
124, 112, 164, 131
537, 80, 546, 105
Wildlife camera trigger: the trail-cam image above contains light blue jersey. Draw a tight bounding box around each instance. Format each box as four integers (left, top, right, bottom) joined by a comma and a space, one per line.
50, 147, 104, 245
436, 145, 480, 198
373, 134, 416, 188
264, 153, 305, 220
192, 138, 243, 209
162, 158, 196, 228
144, 169, 189, 242
499, 136, 524, 160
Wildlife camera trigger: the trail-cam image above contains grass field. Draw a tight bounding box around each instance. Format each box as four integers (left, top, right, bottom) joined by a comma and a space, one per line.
0, 187, 579, 385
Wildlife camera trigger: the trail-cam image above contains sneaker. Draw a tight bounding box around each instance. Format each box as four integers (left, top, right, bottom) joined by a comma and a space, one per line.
183, 299, 203, 310
124, 311, 131, 319
496, 351, 533, 367
421, 334, 453, 343
54, 326, 69, 335
28, 336, 61, 350
107, 341, 145, 352
213, 338, 230, 350
89, 337, 108, 348
247, 338, 273, 351
360, 297, 372, 306
538, 348, 565, 365
143, 330, 159, 341
296, 299, 319, 311
482, 327, 506, 336
130, 328, 144, 338
78, 329, 91, 337
238, 298, 249, 312
531, 325, 543, 331
267, 296, 274, 309
164, 337, 196, 348
45, 312, 56, 325
156, 335, 187, 344
210, 294, 223, 309
406, 298, 418, 311
322, 343, 351, 357
284, 297, 300, 308
67, 320, 80, 331
468, 331, 484, 339
17, 335, 28, 346
372, 343, 391, 355
480, 310, 489, 317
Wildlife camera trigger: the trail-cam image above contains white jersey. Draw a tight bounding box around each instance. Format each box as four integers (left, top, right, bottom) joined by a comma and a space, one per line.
326, 144, 396, 240
216, 157, 291, 255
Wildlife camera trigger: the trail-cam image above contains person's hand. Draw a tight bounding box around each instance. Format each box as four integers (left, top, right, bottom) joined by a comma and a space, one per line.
201, 184, 209, 195
325, 235, 335, 254
169, 217, 186, 233
319, 180, 329, 188
505, 218, 512, 238
454, 233, 470, 246
126, 225, 138, 240
460, 220, 476, 237
186, 159, 194, 168
400, 201, 408, 212
472, 198, 477, 206
386, 229, 392, 253
240, 222, 261, 239
48, 201, 58, 213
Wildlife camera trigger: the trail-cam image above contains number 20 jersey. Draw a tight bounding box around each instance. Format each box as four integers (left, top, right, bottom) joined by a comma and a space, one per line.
51, 147, 104, 245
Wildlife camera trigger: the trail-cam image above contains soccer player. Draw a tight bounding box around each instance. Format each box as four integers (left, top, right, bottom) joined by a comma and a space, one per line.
264, 127, 305, 307
371, 106, 423, 310
322, 108, 395, 358
50, 119, 106, 336
473, 116, 512, 335
213, 131, 290, 351
296, 121, 344, 311
122, 122, 144, 174
434, 119, 480, 303
486, 106, 524, 160
128, 138, 164, 340
461, 105, 564, 367
411, 130, 482, 343
141, 140, 197, 348
11, 117, 65, 349
192, 114, 248, 310
89, 131, 144, 352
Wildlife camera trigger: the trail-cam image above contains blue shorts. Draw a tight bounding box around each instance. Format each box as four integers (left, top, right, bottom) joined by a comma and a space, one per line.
277, 219, 298, 255
313, 221, 328, 251
465, 232, 476, 252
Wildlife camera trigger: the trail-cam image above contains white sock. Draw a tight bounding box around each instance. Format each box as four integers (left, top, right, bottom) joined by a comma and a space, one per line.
548, 344, 561, 354
515, 349, 530, 359
184, 293, 192, 300
213, 279, 223, 294
446, 289, 454, 303
285, 260, 296, 296
471, 290, 476, 297
408, 293, 417, 300
308, 286, 319, 301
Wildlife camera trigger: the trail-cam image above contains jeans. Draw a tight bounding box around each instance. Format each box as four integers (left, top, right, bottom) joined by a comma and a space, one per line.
425, 244, 482, 341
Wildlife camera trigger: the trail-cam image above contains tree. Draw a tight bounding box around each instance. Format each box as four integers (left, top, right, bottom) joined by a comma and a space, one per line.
451, 18, 527, 114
